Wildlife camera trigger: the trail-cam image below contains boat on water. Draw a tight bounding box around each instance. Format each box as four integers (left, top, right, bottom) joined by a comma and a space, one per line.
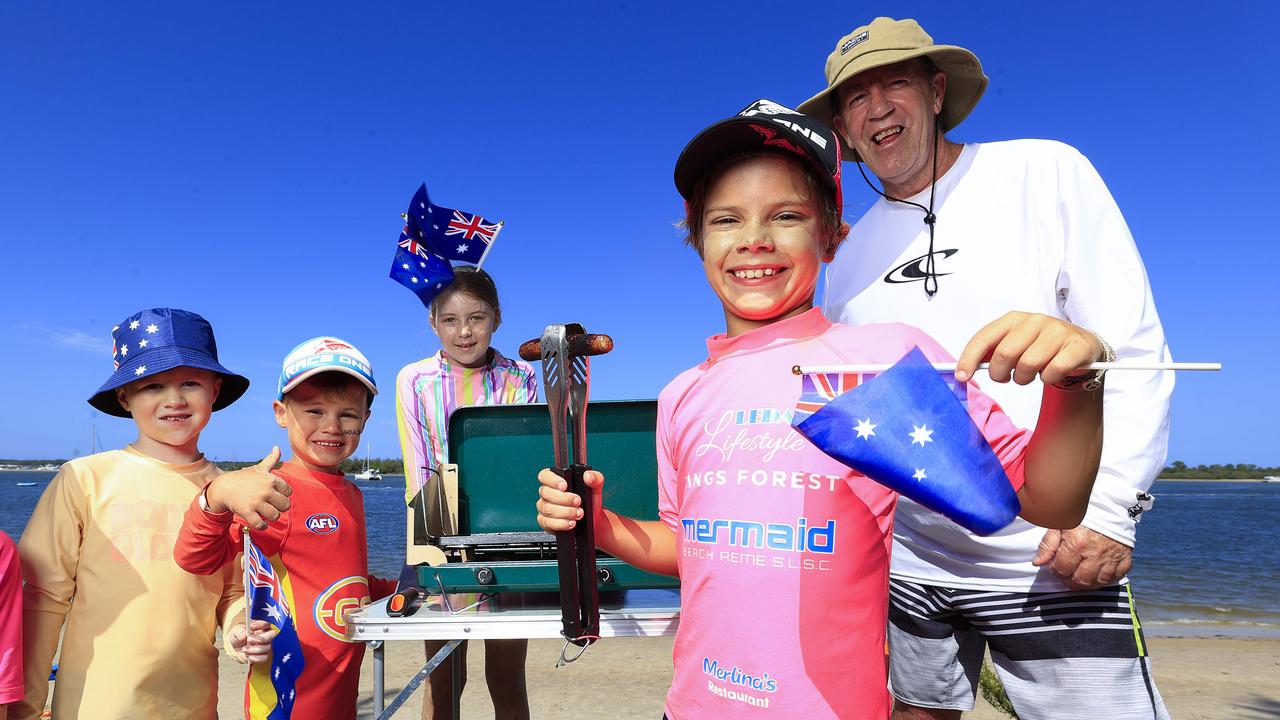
351, 443, 382, 481
1263, 476, 1280, 483
16, 482, 37, 487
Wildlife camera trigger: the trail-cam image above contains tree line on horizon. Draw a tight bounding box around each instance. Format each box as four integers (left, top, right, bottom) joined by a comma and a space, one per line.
0, 457, 408, 475
209, 457, 409, 474
1159, 461, 1279, 479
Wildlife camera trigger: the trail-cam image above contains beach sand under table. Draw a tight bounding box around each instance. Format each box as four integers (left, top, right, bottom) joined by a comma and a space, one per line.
211, 633, 1280, 719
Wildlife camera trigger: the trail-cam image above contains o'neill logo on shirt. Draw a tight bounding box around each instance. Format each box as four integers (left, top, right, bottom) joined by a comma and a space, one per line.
883, 248, 958, 284
314, 576, 371, 642
305, 513, 340, 534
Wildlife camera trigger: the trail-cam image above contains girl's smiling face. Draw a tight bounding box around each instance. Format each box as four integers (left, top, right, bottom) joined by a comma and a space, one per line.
699, 154, 842, 337
431, 291, 499, 368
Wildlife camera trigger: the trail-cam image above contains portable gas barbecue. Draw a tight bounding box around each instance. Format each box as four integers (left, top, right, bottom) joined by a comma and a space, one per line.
402, 325, 677, 638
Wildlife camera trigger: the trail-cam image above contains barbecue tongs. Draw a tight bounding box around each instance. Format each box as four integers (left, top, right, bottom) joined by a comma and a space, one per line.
519, 324, 613, 647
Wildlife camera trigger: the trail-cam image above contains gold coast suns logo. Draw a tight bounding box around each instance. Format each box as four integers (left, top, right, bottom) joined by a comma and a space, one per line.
314, 576, 370, 642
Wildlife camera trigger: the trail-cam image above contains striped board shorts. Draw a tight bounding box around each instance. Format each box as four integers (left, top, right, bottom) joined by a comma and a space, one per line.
887, 578, 1170, 718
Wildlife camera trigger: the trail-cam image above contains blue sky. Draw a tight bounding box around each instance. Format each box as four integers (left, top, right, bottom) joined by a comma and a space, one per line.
1, 2, 1275, 466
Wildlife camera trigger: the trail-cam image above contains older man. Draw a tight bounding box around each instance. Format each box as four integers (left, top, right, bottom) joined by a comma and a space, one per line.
798, 17, 1173, 720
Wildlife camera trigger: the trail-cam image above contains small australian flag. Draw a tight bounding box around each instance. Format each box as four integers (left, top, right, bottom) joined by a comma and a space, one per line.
792, 346, 1021, 535
389, 242, 454, 310
404, 183, 501, 265
244, 535, 306, 719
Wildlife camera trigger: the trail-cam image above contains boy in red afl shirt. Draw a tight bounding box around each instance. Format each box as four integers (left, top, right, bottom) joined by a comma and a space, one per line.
175, 337, 395, 719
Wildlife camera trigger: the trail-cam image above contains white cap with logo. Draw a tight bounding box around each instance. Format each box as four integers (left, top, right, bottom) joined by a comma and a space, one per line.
277, 336, 378, 400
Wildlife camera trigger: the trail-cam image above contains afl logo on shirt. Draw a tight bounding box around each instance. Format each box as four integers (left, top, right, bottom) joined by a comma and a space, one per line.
305, 513, 340, 534
314, 576, 370, 642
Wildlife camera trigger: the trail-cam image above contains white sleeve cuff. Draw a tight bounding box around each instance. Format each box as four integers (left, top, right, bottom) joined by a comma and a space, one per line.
1079, 481, 1154, 547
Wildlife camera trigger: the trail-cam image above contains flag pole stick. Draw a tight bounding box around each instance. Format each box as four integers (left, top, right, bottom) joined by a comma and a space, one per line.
792, 361, 1222, 375
242, 526, 252, 640
474, 221, 502, 270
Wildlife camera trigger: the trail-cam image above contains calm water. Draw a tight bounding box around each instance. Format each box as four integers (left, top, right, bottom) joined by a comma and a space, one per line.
2, 471, 1276, 634
0, 469, 413, 578
1130, 481, 1280, 633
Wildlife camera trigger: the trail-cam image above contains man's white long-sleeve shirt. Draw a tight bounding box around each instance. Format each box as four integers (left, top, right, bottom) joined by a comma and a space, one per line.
824, 139, 1173, 590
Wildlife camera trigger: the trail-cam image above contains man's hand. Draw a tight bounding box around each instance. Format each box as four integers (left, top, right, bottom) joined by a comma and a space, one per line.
227, 619, 279, 664
955, 311, 1103, 386
205, 447, 291, 530
1033, 526, 1133, 590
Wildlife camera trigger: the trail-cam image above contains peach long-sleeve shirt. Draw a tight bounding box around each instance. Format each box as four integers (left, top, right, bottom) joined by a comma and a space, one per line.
14, 447, 244, 720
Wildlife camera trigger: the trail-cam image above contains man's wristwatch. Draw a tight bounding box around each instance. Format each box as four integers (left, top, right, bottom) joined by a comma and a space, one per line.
1055, 330, 1116, 392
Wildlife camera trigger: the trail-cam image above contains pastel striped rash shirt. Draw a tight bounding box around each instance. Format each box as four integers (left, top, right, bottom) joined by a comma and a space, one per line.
395, 350, 538, 504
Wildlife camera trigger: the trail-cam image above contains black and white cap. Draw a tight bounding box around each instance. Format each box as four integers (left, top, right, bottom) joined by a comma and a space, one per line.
674, 99, 843, 214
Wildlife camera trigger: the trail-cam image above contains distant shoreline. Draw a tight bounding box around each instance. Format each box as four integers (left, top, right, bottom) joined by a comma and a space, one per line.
3, 466, 1277, 482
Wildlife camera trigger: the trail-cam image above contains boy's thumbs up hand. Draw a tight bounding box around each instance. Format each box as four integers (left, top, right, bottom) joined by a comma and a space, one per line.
204, 446, 292, 530
254, 446, 282, 473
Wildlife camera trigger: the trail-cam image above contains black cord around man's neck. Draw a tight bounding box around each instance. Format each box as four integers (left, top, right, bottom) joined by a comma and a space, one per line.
855, 113, 943, 296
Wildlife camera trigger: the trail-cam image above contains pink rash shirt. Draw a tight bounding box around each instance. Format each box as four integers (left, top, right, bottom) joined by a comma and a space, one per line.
655, 309, 1028, 719
0, 530, 21, 706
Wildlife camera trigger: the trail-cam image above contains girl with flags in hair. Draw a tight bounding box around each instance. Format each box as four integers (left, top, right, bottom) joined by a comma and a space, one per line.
395, 265, 537, 720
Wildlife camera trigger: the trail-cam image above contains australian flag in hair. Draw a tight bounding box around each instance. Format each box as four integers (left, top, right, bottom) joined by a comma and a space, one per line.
390, 236, 455, 310
792, 347, 1021, 535
244, 536, 306, 720
404, 183, 501, 265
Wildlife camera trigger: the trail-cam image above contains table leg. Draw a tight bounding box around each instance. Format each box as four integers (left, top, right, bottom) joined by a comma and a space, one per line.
372, 640, 384, 712
451, 645, 462, 718
376, 638, 463, 720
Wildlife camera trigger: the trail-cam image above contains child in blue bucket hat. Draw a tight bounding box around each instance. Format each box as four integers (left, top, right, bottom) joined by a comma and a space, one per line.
14, 308, 268, 720
86, 307, 250, 418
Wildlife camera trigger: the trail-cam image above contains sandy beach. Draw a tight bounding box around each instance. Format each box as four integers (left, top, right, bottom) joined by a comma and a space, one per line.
210, 633, 1280, 719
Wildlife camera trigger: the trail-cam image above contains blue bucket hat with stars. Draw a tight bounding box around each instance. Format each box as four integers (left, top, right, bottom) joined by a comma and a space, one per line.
88, 308, 251, 418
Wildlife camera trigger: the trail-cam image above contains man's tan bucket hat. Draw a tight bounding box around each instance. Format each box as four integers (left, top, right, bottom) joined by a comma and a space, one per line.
797, 17, 988, 160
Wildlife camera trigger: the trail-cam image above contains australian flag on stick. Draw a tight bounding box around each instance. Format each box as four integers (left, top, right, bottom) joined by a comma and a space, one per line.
390, 183, 503, 308
244, 534, 306, 720
792, 347, 1020, 536
403, 183, 502, 265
